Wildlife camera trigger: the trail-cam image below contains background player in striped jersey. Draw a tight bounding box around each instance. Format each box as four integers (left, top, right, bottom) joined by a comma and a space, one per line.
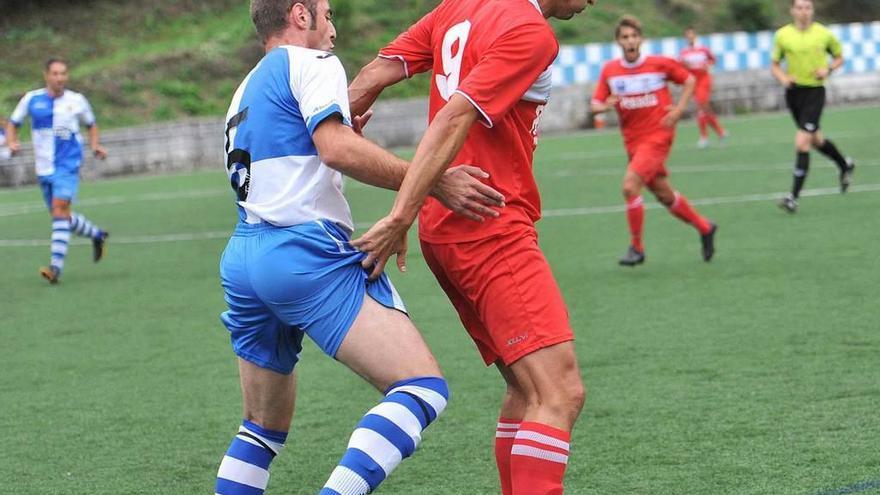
349, 0, 594, 493
680, 27, 727, 148
214, 2, 504, 494
0, 117, 11, 161
5, 58, 109, 284
773, 0, 856, 213
591, 16, 717, 266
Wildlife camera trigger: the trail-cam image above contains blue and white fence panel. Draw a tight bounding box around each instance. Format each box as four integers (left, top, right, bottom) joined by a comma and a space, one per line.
552, 21, 880, 87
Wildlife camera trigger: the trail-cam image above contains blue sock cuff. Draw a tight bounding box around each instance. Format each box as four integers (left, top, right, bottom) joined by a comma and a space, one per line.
242, 420, 288, 444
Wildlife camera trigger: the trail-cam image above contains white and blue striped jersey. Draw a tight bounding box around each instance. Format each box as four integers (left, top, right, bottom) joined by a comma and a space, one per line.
9, 88, 96, 177
224, 45, 354, 231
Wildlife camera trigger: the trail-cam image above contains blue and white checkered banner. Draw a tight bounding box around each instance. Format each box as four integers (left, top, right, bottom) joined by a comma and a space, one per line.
552, 21, 880, 87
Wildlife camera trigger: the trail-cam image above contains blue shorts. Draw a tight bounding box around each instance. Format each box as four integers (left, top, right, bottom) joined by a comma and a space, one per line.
38, 171, 80, 209
219, 220, 407, 375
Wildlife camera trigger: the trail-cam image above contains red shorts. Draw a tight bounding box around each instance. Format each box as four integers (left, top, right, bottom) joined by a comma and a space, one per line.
420, 227, 573, 366
626, 135, 673, 186
694, 74, 713, 105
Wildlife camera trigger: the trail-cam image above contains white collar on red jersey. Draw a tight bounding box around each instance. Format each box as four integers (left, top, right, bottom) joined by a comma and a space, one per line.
621, 52, 647, 68
527, 0, 542, 14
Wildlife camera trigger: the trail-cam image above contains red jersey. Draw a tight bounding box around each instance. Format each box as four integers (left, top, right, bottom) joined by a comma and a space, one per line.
380, 0, 558, 243
679, 45, 716, 76
592, 54, 692, 146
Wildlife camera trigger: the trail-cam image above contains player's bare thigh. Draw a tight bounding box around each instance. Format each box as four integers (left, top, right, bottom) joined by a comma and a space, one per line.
336, 295, 442, 392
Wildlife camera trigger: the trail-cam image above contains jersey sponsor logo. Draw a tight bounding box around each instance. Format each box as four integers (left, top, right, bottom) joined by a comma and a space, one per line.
436, 20, 471, 101
608, 72, 666, 96
52, 127, 74, 140
682, 52, 709, 68
619, 93, 659, 110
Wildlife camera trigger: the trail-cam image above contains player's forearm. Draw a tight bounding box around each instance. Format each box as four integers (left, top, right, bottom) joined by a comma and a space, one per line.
830, 56, 844, 72
388, 99, 477, 225
676, 78, 695, 111
349, 57, 407, 118
589, 100, 609, 114
5, 123, 19, 146
88, 126, 101, 150
771, 63, 789, 85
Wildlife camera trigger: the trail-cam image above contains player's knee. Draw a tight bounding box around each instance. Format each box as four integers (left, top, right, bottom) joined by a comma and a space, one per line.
387, 375, 449, 425
502, 385, 528, 413
51, 205, 70, 218
622, 183, 640, 199
560, 376, 586, 415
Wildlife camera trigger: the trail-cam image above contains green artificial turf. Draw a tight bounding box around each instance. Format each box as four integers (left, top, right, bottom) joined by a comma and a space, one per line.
1, 105, 878, 494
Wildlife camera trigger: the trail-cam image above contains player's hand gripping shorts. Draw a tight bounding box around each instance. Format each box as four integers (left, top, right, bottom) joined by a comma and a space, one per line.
420, 226, 573, 366
219, 220, 407, 374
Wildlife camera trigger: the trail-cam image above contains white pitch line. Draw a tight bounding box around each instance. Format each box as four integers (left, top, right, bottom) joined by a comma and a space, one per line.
551, 160, 878, 177
543, 183, 880, 217
1, 184, 878, 248
0, 188, 228, 217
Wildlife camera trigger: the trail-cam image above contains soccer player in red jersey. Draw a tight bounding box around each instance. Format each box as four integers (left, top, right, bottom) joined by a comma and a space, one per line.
348, 0, 594, 493
680, 27, 727, 148
591, 16, 717, 266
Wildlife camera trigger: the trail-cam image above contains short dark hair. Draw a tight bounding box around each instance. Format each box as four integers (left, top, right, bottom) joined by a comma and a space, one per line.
45, 57, 68, 72
250, 0, 319, 43
616, 15, 642, 38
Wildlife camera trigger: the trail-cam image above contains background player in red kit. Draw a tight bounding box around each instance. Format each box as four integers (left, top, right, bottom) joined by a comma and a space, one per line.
348, 0, 594, 493
591, 16, 718, 267
680, 27, 727, 148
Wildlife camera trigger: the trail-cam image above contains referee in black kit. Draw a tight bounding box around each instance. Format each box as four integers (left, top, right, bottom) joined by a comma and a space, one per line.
771, 0, 856, 213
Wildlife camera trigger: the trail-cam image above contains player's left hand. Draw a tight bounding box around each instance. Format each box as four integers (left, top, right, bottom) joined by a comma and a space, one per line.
351, 215, 411, 281
662, 106, 683, 128
432, 165, 505, 222
352, 109, 374, 136
92, 145, 108, 160
815, 67, 831, 80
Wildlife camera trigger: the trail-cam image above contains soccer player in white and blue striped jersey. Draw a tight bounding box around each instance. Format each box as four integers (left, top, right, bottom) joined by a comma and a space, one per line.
5, 58, 110, 284
214, 2, 505, 494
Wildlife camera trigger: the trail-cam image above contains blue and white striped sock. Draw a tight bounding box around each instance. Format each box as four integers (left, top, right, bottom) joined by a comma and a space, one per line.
215, 420, 287, 495
50, 216, 71, 272
320, 376, 449, 495
70, 212, 102, 239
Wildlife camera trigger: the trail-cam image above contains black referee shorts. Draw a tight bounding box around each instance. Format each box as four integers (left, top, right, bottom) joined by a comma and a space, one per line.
785, 85, 826, 133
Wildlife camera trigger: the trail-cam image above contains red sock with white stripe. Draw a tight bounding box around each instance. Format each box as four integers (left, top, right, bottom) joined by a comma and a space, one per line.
626, 195, 644, 252
495, 418, 521, 495
668, 192, 712, 235
510, 422, 570, 495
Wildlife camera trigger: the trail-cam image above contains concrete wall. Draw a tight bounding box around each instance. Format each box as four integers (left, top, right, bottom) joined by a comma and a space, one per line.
1, 70, 878, 188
